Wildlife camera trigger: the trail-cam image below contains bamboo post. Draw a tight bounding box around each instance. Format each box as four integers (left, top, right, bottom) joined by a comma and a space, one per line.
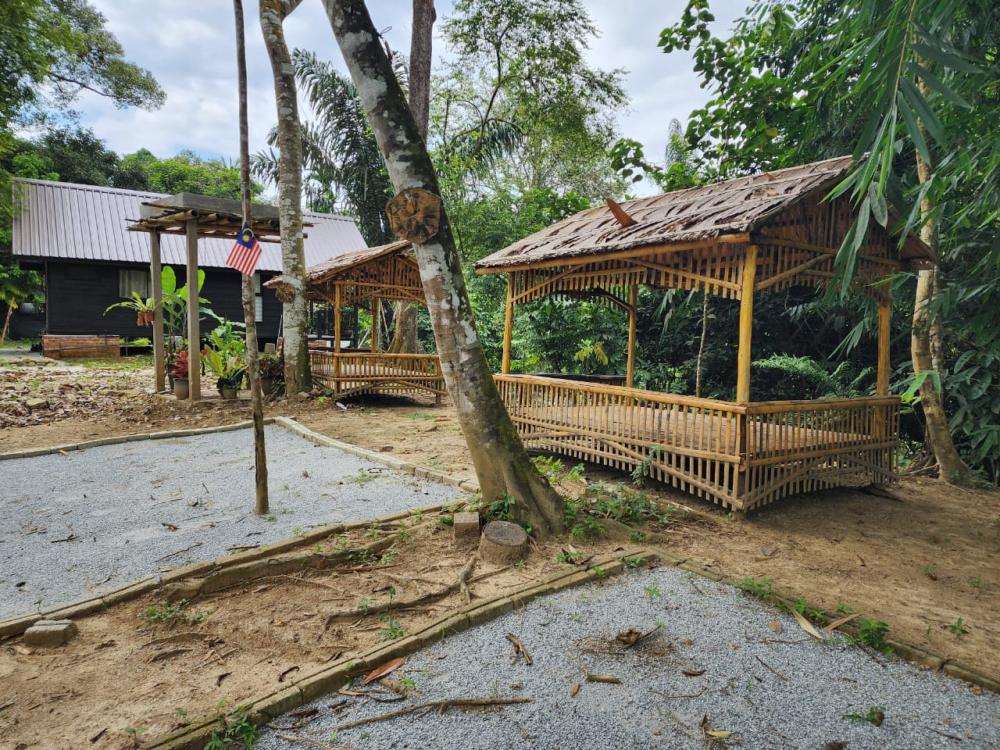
626, 285, 638, 387
735, 244, 758, 403
372, 296, 380, 352
876, 288, 892, 396
501, 280, 514, 374
334, 284, 342, 353
150, 230, 165, 392
185, 219, 201, 401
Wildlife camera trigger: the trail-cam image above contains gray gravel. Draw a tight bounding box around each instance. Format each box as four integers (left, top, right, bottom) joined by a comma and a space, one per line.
257, 566, 1000, 750
0, 423, 461, 619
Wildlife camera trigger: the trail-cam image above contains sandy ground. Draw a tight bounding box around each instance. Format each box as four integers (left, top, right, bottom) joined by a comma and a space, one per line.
0, 516, 637, 749
2, 359, 998, 682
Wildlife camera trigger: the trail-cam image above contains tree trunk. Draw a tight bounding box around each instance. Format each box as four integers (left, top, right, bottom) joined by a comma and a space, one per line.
234, 0, 269, 514
0, 301, 14, 346
389, 0, 434, 355
260, 0, 310, 394
320, 0, 564, 536
912, 149, 971, 484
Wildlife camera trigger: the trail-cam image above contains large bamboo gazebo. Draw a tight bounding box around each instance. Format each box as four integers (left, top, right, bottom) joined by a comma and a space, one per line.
475, 156, 935, 514
267, 240, 444, 403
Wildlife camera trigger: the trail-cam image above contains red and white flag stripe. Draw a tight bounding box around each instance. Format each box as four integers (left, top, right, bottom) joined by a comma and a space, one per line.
226, 233, 262, 276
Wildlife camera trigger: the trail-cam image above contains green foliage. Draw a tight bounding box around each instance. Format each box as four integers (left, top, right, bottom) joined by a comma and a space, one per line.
857, 619, 891, 653
204, 706, 258, 750
378, 616, 405, 641
736, 577, 775, 600
844, 706, 885, 727
140, 599, 208, 626
112, 149, 254, 200
947, 617, 969, 637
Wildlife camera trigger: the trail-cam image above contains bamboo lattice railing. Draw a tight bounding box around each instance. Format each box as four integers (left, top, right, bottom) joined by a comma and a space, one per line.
495, 374, 899, 513
311, 351, 445, 402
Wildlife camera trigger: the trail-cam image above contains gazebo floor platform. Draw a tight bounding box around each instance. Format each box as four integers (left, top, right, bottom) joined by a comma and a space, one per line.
311, 350, 445, 402
496, 374, 899, 514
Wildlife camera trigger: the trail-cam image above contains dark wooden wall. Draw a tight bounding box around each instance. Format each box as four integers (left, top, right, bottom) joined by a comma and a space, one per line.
44, 261, 282, 343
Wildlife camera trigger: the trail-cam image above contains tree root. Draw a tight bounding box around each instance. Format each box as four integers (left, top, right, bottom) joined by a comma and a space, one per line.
334, 696, 532, 732
325, 553, 477, 628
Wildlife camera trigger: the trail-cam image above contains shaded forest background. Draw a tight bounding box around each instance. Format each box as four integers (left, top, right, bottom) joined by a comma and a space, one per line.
1, 0, 997, 483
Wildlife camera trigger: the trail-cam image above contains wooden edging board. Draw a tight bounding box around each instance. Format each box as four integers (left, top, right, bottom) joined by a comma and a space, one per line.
143, 550, 658, 750
0, 416, 480, 638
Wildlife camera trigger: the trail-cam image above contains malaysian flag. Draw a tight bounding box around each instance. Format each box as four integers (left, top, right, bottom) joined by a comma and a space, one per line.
226, 224, 262, 276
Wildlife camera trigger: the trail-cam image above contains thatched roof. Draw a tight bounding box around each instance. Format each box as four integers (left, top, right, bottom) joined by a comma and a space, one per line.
476, 156, 933, 271
291, 240, 411, 287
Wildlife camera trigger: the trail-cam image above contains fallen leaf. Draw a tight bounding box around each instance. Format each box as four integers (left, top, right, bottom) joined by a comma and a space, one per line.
682, 668, 706, 677
616, 629, 643, 646
792, 609, 823, 640
768, 620, 783, 634
569, 683, 581, 697
824, 612, 861, 632
215, 672, 231, 687
822, 742, 848, 750
161, 522, 179, 532
706, 730, 732, 739
361, 656, 406, 686
585, 674, 621, 684
14, 644, 34, 656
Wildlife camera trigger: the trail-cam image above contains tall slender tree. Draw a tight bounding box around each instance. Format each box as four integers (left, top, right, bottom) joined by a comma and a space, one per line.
233, 0, 269, 515
260, 0, 310, 393
320, 0, 565, 536
389, 0, 435, 354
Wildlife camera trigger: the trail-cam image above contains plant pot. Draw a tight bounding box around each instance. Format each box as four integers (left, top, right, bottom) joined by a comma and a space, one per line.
219, 384, 239, 400
173, 378, 189, 400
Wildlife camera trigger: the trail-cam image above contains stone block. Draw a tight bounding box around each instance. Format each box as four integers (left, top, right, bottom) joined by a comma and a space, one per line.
24, 619, 78, 647
453, 511, 480, 546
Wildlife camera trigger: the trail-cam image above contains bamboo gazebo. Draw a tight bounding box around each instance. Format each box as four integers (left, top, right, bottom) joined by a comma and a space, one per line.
267, 240, 444, 402
475, 156, 935, 514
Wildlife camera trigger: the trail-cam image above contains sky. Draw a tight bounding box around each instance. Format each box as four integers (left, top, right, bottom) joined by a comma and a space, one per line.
77, 0, 746, 193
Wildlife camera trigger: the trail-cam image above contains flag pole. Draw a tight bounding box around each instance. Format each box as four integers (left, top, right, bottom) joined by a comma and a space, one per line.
233, 0, 268, 515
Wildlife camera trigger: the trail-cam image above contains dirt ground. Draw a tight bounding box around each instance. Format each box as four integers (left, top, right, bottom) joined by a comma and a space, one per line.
2, 358, 998, 691
0, 513, 642, 749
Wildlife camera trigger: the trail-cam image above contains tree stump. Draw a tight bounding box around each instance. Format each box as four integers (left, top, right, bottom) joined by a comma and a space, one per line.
478, 521, 528, 565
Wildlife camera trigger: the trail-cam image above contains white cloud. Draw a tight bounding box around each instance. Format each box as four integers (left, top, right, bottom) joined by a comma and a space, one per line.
79, 0, 746, 189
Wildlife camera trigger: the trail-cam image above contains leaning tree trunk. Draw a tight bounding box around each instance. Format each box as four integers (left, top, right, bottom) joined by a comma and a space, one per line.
260, 0, 310, 394
320, 0, 564, 536
389, 0, 435, 355
912, 148, 971, 484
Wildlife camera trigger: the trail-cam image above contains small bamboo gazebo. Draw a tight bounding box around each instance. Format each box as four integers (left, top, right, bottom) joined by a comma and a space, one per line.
267, 240, 444, 403
475, 156, 935, 514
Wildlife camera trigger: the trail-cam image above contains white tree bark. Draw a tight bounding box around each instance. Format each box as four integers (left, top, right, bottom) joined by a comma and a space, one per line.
260, 0, 310, 393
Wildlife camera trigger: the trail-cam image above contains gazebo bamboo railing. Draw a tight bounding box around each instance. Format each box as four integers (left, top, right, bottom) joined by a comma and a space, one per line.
310, 350, 444, 402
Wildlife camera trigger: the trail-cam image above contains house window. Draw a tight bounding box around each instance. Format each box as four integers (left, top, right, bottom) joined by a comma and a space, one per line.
119, 268, 149, 298
254, 273, 263, 322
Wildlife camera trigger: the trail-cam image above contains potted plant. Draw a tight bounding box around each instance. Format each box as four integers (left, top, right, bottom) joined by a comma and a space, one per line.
259, 352, 284, 397
203, 318, 247, 400
169, 350, 190, 399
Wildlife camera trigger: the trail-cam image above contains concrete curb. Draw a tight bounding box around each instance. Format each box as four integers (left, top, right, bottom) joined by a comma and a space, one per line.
143, 549, 657, 750
663, 554, 1000, 694
0, 418, 276, 461
0, 504, 448, 640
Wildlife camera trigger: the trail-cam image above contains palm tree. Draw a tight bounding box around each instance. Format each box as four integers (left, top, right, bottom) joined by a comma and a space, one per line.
0, 261, 42, 346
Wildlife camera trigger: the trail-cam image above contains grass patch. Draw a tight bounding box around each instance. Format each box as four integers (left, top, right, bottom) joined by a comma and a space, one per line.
141, 599, 209, 626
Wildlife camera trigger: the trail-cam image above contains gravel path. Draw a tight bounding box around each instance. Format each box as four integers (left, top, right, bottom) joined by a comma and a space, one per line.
0, 423, 461, 619
257, 566, 1000, 750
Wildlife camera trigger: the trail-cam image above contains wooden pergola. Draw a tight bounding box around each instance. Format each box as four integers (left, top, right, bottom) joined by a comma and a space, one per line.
127, 193, 305, 400
267, 240, 444, 402
476, 156, 935, 514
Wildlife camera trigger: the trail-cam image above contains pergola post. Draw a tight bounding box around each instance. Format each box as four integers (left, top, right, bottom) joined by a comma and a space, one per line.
626, 285, 638, 388
372, 296, 380, 352
185, 219, 201, 401
149, 230, 165, 392
735, 244, 758, 403
876, 287, 892, 396
501, 280, 514, 374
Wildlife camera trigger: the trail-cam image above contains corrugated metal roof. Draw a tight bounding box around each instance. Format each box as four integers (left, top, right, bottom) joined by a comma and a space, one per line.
11, 178, 366, 272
